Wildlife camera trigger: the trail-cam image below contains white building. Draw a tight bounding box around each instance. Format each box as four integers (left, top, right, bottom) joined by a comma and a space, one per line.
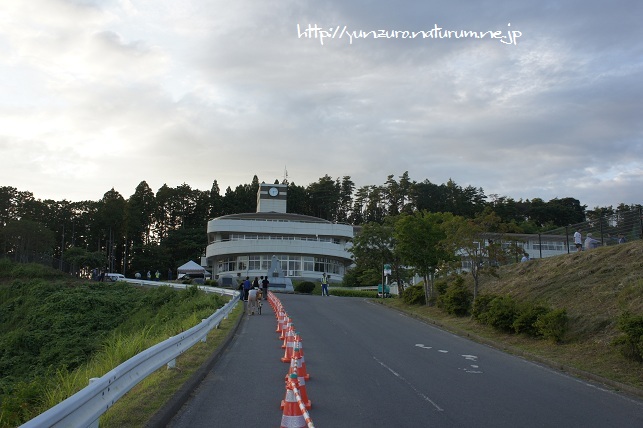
205, 183, 354, 286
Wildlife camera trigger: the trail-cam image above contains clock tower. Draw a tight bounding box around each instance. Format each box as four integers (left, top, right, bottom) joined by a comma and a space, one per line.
257, 183, 287, 213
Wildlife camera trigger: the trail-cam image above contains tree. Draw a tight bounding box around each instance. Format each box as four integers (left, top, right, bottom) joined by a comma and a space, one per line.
337, 176, 355, 223
209, 180, 224, 219
307, 175, 340, 221
127, 181, 155, 247
1, 219, 55, 263
394, 211, 454, 305
64, 246, 104, 277
286, 182, 310, 216
348, 219, 408, 291
96, 189, 126, 272
442, 209, 510, 301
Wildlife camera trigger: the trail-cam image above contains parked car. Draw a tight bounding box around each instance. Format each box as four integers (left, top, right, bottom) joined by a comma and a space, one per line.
104, 273, 125, 282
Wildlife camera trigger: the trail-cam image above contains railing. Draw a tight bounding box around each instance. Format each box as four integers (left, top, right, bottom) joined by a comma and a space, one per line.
541, 207, 643, 252
20, 281, 240, 428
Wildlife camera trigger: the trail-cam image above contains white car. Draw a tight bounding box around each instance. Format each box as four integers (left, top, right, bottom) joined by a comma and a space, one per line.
105, 273, 125, 282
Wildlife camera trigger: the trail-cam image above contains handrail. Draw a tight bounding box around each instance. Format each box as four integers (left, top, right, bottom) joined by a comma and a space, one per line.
21, 282, 240, 428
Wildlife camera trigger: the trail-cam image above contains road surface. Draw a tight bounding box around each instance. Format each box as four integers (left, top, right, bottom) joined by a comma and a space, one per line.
167, 293, 643, 427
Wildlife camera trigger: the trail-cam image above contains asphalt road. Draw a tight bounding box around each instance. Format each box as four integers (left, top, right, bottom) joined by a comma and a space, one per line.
167, 294, 643, 427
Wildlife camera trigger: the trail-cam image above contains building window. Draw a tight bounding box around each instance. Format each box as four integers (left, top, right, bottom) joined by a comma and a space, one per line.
218, 257, 236, 272
249, 255, 261, 270
237, 256, 248, 271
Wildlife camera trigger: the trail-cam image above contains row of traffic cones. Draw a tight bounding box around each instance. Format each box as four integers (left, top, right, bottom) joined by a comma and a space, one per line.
268, 293, 315, 428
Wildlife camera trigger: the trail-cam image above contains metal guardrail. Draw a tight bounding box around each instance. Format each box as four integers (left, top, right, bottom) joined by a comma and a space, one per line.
21, 281, 240, 428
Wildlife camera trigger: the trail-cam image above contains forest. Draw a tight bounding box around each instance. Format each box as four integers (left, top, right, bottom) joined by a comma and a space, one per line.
0, 172, 639, 279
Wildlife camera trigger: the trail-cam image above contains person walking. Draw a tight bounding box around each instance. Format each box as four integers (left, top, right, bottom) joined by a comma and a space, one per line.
261, 275, 270, 300
243, 277, 251, 301
573, 229, 582, 252
321, 273, 329, 296
248, 286, 259, 315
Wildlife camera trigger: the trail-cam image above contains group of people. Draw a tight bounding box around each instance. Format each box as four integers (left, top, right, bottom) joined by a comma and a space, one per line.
574, 230, 597, 251
134, 270, 162, 281
241, 276, 270, 315
574, 229, 627, 252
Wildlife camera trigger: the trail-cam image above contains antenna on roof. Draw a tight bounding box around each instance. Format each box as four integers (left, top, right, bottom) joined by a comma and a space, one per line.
282, 166, 289, 185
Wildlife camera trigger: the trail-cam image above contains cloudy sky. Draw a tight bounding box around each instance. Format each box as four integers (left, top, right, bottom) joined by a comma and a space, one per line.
1, 0, 641, 209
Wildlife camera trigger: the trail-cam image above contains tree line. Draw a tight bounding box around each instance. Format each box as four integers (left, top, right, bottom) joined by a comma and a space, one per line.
0, 172, 639, 278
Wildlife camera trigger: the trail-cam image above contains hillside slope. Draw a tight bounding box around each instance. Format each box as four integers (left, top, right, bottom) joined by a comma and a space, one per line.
386, 240, 642, 394
483, 239, 643, 341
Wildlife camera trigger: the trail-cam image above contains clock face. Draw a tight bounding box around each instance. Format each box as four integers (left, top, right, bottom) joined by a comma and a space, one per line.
269, 187, 279, 197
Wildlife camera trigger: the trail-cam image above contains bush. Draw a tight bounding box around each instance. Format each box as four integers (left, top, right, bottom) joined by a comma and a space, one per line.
295, 281, 316, 294
472, 294, 498, 322
401, 285, 425, 305
440, 276, 472, 316
330, 288, 379, 298
483, 296, 518, 332
434, 279, 448, 296
513, 303, 550, 337
613, 311, 643, 362
534, 308, 568, 343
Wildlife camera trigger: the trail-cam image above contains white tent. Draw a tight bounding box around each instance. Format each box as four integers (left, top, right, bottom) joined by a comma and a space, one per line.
177, 260, 209, 279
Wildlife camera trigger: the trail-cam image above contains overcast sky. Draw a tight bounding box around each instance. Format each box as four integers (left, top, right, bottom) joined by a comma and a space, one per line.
1, 0, 641, 209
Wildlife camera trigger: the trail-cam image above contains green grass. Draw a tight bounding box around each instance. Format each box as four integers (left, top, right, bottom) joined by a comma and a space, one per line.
99, 304, 242, 427
0, 263, 230, 427
379, 240, 643, 394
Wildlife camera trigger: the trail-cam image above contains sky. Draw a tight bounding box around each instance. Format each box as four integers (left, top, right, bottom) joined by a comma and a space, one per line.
1, 0, 642, 209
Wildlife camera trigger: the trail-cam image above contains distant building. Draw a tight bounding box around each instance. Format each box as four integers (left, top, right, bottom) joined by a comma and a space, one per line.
458, 233, 576, 271
204, 183, 354, 286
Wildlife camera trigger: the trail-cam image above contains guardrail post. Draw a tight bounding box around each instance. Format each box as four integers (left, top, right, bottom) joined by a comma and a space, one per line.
167, 359, 176, 369
201, 319, 208, 342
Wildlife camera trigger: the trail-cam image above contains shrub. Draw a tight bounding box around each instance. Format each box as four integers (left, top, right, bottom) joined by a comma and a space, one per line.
535, 308, 568, 343
472, 294, 498, 322
330, 288, 378, 298
295, 281, 315, 294
613, 311, 643, 362
513, 303, 550, 337
401, 285, 425, 305
434, 279, 448, 296
440, 277, 472, 316
484, 296, 518, 332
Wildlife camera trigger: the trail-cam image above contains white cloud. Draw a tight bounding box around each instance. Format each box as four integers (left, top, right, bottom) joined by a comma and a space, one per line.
0, 0, 640, 209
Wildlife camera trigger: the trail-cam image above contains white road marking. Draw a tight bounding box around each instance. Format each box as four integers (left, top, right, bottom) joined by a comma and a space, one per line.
373, 356, 444, 412
415, 344, 432, 349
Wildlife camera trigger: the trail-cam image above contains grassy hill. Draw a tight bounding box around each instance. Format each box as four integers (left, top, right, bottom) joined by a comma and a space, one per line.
385, 239, 643, 394
0, 259, 229, 427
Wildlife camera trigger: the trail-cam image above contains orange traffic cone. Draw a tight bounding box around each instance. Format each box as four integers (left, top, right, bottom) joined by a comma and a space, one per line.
294, 372, 311, 409
281, 325, 295, 348
276, 312, 287, 333
280, 321, 293, 342
280, 376, 307, 428
281, 373, 311, 411
282, 358, 298, 408
281, 334, 296, 362
292, 344, 310, 380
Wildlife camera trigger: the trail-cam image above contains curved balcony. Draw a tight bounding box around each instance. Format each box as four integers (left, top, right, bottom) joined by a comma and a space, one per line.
205, 239, 352, 262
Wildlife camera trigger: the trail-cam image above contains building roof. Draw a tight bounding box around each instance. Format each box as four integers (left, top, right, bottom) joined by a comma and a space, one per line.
214, 212, 333, 224
177, 260, 208, 274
